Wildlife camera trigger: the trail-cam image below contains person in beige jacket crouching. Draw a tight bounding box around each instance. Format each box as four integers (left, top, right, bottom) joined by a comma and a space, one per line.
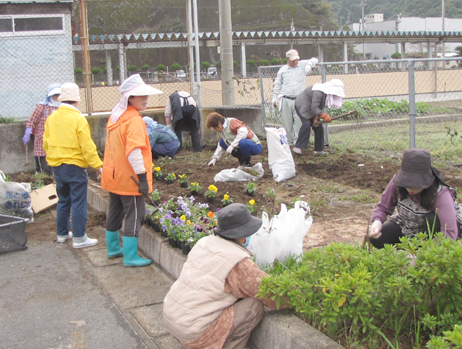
163, 203, 290, 349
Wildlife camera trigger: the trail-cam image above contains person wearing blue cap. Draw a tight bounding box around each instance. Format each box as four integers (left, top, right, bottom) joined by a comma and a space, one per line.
23, 83, 61, 174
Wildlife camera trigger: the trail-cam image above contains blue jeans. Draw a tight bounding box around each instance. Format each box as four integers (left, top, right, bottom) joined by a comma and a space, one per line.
219, 139, 262, 158
52, 164, 88, 238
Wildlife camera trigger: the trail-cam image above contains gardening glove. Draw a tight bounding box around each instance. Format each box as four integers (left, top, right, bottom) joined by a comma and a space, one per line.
137, 172, 149, 195
226, 145, 235, 154
320, 112, 332, 123
272, 97, 278, 108
369, 220, 382, 239
23, 127, 33, 145
309, 57, 318, 68
208, 158, 217, 167
97, 167, 103, 175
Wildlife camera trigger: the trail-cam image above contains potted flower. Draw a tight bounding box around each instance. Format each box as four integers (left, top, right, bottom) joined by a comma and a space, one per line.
178, 174, 188, 188
165, 172, 176, 184
153, 166, 163, 181
221, 192, 233, 207
246, 199, 256, 215
188, 182, 202, 196
205, 184, 218, 203
150, 189, 161, 205
145, 204, 156, 226
244, 181, 257, 196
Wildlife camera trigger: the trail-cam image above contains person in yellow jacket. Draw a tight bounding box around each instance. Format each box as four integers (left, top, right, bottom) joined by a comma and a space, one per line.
101, 74, 163, 267
43, 82, 103, 249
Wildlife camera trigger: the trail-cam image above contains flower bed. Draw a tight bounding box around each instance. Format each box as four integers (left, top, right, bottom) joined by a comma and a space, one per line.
146, 196, 218, 254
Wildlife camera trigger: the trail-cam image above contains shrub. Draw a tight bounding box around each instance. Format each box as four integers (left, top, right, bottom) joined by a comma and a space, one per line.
171, 62, 181, 71
74, 68, 83, 74
201, 61, 211, 70
260, 59, 270, 66
157, 64, 166, 72
259, 233, 462, 347
271, 57, 282, 65
233, 60, 238, 67
391, 52, 401, 59
141, 64, 150, 71
91, 67, 102, 75
128, 65, 137, 72
246, 59, 256, 67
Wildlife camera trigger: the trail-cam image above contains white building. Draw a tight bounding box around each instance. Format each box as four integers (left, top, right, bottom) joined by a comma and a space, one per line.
353, 15, 462, 60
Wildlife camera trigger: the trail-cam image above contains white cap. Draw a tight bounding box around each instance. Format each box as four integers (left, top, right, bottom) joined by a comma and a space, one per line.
286, 49, 300, 61
58, 83, 81, 102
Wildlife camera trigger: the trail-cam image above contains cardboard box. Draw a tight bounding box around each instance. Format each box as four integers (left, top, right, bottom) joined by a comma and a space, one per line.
30, 184, 59, 213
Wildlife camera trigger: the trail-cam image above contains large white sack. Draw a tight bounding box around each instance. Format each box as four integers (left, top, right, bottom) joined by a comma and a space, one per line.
265, 127, 296, 182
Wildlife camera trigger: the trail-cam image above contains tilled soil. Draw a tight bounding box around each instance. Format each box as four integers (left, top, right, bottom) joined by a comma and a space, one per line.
11, 141, 462, 249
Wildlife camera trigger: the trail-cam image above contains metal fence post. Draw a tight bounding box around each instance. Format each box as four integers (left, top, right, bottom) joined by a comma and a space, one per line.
321, 63, 329, 145
408, 60, 416, 148
259, 66, 267, 129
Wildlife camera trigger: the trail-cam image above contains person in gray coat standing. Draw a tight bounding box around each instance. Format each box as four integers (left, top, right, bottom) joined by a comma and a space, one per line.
293, 79, 345, 156
164, 91, 202, 152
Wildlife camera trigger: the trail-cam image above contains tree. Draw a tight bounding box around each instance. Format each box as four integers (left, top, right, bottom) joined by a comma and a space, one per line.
128, 65, 137, 72
142, 64, 150, 71
391, 52, 401, 59
171, 62, 181, 71
74, 68, 83, 74
91, 67, 102, 74
157, 64, 166, 72
201, 61, 211, 70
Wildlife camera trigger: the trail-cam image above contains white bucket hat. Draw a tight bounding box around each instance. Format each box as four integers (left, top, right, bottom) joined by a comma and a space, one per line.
286, 49, 300, 61
57, 83, 81, 102
313, 79, 346, 98
111, 74, 163, 122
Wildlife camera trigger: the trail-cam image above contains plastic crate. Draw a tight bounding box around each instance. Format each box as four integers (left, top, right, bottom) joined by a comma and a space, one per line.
0, 214, 27, 254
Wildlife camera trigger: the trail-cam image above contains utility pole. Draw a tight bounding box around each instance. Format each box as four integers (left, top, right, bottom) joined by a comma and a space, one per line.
79, 0, 92, 114
360, 0, 366, 60
187, 0, 195, 95
219, 0, 234, 105
442, 0, 445, 62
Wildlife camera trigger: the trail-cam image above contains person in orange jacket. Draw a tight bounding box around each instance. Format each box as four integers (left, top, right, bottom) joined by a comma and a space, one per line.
101, 74, 163, 267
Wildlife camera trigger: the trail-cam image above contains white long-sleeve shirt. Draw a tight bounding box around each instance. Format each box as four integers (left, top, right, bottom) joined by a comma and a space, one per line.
271, 60, 313, 99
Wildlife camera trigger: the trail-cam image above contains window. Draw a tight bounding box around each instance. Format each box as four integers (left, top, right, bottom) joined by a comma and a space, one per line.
0, 15, 64, 36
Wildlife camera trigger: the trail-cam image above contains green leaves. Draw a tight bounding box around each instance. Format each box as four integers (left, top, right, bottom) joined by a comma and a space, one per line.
259, 235, 462, 346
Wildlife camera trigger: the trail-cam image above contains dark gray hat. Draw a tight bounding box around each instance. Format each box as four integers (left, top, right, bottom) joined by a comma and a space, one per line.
393, 148, 435, 189
214, 203, 262, 239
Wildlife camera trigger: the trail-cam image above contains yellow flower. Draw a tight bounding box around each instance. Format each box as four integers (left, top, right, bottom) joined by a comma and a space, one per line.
152, 163, 155, 167
154, 166, 161, 172
334, 274, 340, 277
172, 173, 176, 177
208, 185, 218, 192
249, 199, 255, 205
224, 194, 229, 200
179, 174, 186, 179
322, 288, 327, 293
186, 220, 193, 225
180, 215, 186, 221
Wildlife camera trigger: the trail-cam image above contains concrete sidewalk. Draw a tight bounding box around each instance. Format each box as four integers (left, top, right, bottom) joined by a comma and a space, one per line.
0, 208, 181, 349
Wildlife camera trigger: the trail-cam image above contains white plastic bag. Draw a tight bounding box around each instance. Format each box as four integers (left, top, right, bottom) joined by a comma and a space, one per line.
265, 127, 296, 182
0, 171, 33, 221
248, 201, 312, 268
214, 163, 264, 182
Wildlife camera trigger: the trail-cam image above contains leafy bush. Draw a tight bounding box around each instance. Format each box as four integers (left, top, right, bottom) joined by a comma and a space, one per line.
391, 52, 402, 59
157, 64, 166, 72
128, 65, 137, 72
259, 233, 462, 347
74, 68, 83, 74
201, 61, 210, 70
0, 116, 15, 123
141, 64, 150, 71
260, 59, 270, 66
91, 67, 102, 75
427, 324, 462, 348
171, 62, 181, 71
271, 57, 282, 65
233, 60, 238, 67
246, 59, 256, 67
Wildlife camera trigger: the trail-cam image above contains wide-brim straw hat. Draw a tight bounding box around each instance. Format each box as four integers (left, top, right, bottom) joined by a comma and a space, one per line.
214, 203, 262, 239
393, 148, 436, 189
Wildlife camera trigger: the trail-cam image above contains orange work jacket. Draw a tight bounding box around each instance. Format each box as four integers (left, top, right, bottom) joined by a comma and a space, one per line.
101, 106, 153, 195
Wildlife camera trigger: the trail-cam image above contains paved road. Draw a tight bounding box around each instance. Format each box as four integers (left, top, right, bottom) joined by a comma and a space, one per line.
0, 208, 181, 349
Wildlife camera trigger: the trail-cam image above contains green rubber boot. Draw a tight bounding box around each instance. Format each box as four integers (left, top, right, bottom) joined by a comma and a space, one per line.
106, 230, 123, 259
123, 236, 152, 267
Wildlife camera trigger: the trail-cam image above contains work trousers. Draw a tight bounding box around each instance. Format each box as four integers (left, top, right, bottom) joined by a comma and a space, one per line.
152, 139, 180, 159
219, 139, 262, 159
223, 298, 265, 349
280, 97, 301, 146
106, 193, 146, 237
294, 116, 325, 152
174, 105, 202, 152
52, 164, 88, 238
369, 212, 442, 249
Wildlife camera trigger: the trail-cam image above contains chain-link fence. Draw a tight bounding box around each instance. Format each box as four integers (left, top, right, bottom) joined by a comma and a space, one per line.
259, 58, 462, 168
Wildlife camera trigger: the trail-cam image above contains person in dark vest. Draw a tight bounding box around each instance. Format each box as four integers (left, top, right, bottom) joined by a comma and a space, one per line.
367, 148, 462, 248
164, 91, 202, 152
142, 117, 180, 159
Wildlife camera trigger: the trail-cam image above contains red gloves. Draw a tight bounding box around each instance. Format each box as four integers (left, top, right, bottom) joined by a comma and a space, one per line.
320, 112, 332, 123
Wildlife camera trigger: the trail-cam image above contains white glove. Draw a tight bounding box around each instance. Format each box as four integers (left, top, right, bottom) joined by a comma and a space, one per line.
226, 145, 234, 154
272, 98, 277, 108
97, 167, 103, 175
208, 158, 217, 167
309, 57, 318, 68
369, 220, 382, 239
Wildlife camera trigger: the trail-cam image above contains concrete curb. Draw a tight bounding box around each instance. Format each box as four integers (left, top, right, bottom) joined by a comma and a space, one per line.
87, 185, 343, 349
